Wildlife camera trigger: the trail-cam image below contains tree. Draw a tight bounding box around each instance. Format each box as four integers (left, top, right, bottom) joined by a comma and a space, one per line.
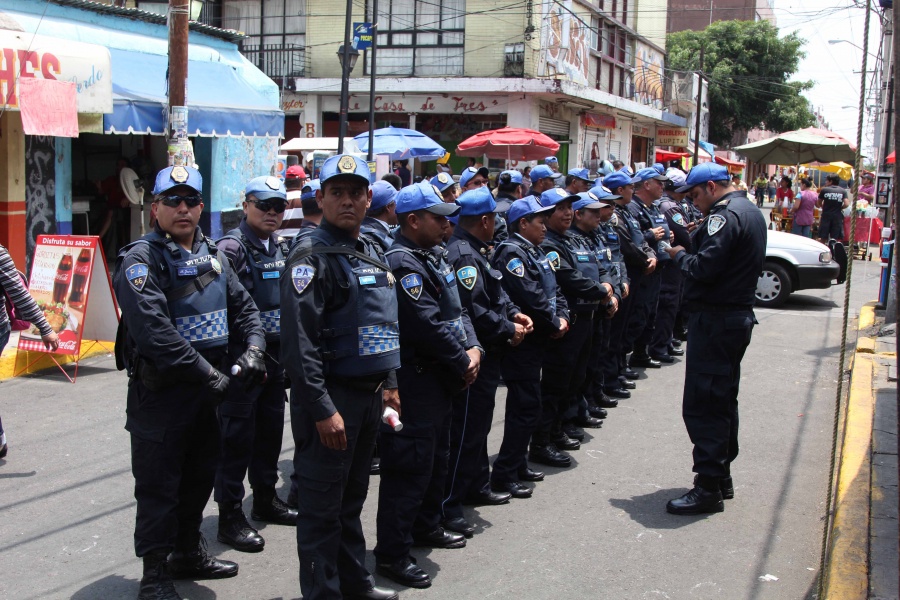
667, 20, 816, 147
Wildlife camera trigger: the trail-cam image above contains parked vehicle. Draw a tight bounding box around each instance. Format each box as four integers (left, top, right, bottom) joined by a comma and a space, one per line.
756, 230, 845, 308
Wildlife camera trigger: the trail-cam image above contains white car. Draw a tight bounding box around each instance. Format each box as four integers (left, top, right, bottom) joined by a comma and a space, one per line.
755, 230, 844, 308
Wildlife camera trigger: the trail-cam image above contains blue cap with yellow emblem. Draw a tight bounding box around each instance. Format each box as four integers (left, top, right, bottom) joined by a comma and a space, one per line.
395, 181, 460, 216
539, 187, 580, 208
432, 171, 457, 193
153, 165, 203, 195
319, 154, 373, 185
244, 176, 287, 201
507, 197, 554, 224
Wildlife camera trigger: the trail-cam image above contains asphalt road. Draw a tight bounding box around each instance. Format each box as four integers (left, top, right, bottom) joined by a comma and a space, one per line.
0, 258, 882, 600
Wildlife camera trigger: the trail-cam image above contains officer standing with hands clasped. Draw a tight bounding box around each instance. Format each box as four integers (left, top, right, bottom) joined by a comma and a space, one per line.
280, 154, 401, 600
663, 163, 766, 515
114, 165, 267, 600
214, 176, 297, 554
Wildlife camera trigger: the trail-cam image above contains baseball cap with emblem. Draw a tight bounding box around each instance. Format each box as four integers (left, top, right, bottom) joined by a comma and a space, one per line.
568, 168, 594, 183
301, 179, 321, 201
530, 164, 562, 182
665, 168, 687, 189
634, 167, 669, 183
285, 165, 307, 180
675, 163, 730, 194
395, 181, 461, 216
587, 185, 619, 205
459, 166, 490, 188
539, 187, 580, 208
245, 176, 287, 201
545, 156, 559, 164
370, 180, 398, 211
457, 186, 501, 216
153, 165, 203, 195
572, 192, 606, 211
507, 197, 554, 223
319, 154, 373, 185
432, 171, 457, 193
602, 171, 639, 191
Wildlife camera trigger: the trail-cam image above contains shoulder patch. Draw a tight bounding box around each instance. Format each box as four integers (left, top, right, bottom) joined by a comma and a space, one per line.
125, 263, 149, 292
506, 257, 525, 278
672, 213, 685, 226
456, 266, 478, 291
291, 264, 315, 294
546, 250, 561, 270
400, 273, 423, 300
707, 214, 726, 235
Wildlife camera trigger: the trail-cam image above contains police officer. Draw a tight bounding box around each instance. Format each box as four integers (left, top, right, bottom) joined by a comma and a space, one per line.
433, 171, 460, 204
564, 168, 594, 194
362, 180, 399, 252
375, 182, 481, 589
603, 172, 656, 398
113, 166, 267, 600
214, 176, 297, 554
528, 164, 562, 197
491, 198, 569, 470
280, 154, 400, 600
663, 163, 766, 515
442, 187, 534, 537
496, 169, 523, 211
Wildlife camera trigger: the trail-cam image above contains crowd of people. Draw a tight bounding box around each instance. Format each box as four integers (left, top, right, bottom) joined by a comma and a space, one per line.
102, 151, 766, 600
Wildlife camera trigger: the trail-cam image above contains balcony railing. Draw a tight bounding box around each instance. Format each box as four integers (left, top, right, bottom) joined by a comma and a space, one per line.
241, 44, 310, 81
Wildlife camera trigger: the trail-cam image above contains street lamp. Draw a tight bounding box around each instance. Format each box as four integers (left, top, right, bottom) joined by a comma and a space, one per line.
828, 39, 879, 59
336, 31, 360, 154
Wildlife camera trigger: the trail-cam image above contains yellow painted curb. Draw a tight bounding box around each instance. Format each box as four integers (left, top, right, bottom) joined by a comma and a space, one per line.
856, 337, 876, 354
0, 340, 114, 382
859, 301, 877, 331
822, 351, 874, 600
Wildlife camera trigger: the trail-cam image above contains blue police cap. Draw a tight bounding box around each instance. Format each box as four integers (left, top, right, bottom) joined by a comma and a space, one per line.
634, 167, 669, 183
432, 171, 457, 193
395, 181, 460, 216
676, 163, 730, 193
603, 171, 639, 191
499, 170, 523, 185
652, 162, 666, 175
588, 184, 621, 203
665, 168, 687, 188
153, 165, 202, 195
457, 186, 500, 216
507, 197, 553, 224
319, 154, 372, 185
572, 192, 606, 211
244, 175, 287, 201
530, 164, 561, 182
459, 166, 490, 188
568, 168, 593, 182
545, 156, 559, 164
370, 180, 398, 211
539, 187, 580, 208
300, 179, 321, 201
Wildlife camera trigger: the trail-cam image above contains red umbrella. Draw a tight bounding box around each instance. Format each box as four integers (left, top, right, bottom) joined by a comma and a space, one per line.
887, 150, 895, 164
456, 127, 560, 161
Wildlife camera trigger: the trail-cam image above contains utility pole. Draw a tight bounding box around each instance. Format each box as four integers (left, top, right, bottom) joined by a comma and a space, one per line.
167, 0, 192, 167
367, 0, 379, 163
337, 0, 354, 155
693, 46, 705, 165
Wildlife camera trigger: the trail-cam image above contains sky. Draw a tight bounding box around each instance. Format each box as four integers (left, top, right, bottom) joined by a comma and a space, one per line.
775, 0, 884, 158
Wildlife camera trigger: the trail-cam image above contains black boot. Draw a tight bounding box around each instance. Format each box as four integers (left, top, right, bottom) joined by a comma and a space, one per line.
251, 489, 298, 526
218, 502, 265, 552
666, 483, 725, 515
168, 534, 238, 580
138, 550, 182, 600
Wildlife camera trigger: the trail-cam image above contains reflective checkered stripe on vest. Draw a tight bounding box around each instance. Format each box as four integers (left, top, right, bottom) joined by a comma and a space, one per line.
311, 229, 401, 377
224, 230, 286, 342
499, 238, 559, 314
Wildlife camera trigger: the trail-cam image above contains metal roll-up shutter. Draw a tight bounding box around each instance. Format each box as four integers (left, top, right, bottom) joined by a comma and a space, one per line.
538, 117, 570, 138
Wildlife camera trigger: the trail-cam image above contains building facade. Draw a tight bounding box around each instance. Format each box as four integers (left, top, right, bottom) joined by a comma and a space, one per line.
667, 0, 775, 34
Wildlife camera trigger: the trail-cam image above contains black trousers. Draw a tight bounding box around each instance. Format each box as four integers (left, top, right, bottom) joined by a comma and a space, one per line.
442, 352, 502, 520
580, 315, 610, 411
126, 377, 219, 557
649, 265, 683, 358
536, 311, 594, 444
603, 276, 637, 388
292, 382, 381, 599
492, 339, 545, 484
214, 358, 286, 505
628, 269, 662, 357
682, 310, 755, 481
375, 367, 456, 562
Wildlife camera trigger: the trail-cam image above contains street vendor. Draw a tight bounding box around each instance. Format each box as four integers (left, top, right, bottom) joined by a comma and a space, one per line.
858, 172, 876, 203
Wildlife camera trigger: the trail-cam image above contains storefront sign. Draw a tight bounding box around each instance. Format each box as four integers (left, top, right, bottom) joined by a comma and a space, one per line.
340, 94, 506, 115
19, 78, 78, 137
282, 92, 308, 114
0, 31, 112, 113
656, 127, 689, 146
632, 124, 652, 138
583, 112, 616, 129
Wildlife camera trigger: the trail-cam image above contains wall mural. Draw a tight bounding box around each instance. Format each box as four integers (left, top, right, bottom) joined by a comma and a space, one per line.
540, 0, 590, 87
633, 42, 665, 110
25, 135, 57, 276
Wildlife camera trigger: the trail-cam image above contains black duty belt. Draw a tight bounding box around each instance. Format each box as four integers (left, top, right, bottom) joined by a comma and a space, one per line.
327, 376, 386, 393
684, 303, 753, 313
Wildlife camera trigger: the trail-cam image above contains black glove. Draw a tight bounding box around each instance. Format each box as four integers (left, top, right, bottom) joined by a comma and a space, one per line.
236, 346, 267, 389
206, 368, 230, 402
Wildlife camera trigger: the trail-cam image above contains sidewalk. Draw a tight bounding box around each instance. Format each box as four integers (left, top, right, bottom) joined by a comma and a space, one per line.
823, 301, 899, 599
0, 330, 112, 381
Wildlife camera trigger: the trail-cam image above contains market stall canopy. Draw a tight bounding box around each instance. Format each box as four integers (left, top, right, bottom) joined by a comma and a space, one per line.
804, 161, 854, 181
353, 127, 446, 161
714, 155, 745, 170
457, 127, 560, 161
655, 149, 691, 163
887, 150, 895, 164
104, 49, 284, 137
734, 127, 857, 165
280, 137, 360, 152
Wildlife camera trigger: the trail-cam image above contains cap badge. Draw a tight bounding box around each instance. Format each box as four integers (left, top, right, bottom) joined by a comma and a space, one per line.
171, 166, 189, 183
265, 176, 281, 190
338, 156, 357, 173
556, 188, 567, 197
588, 192, 598, 201
437, 173, 451, 184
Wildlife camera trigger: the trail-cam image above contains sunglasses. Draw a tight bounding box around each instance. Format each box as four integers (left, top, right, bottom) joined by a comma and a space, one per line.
252, 199, 288, 214
159, 195, 202, 208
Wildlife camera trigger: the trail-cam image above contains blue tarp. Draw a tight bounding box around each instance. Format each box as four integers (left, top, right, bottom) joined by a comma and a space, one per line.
104, 49, 284, 137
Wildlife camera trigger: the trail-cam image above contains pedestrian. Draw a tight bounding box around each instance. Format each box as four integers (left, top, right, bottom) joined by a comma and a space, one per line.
817, 174, 849, 245
791, 178, 817, 238
774, 176, 794, 227
285, 180, 322, 246
858, 172, 876, 203
214, 176, 297, 555
521, 166, 533, 196
753, 173, 768, 208
767, 174, 777, 203
528, 164, 562, 197
0, 244, 60, 459
394, 160, 412, 187
664, 162, 766, 515
113, 165, 268, 600
565, 168, 594, 194
280, 154, 401, 600
277, 165, 307, 239
545, 156, 560, 173
375, 181, 480, 590
442, 186, 533, 536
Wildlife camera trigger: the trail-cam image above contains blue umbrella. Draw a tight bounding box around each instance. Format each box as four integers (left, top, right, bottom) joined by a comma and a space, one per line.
353, 127, 446, 161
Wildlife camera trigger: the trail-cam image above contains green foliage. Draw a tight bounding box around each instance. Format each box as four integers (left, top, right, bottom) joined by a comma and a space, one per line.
666, 20, 817, 147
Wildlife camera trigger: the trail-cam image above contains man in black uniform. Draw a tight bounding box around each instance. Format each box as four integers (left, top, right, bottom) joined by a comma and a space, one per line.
664, 163, 766, 515
564, 168, 594, 194
114, 166, 267, 600
375, 182, 481, 589
280, 154, 400, 600
528, 164, 562, 197
214, 176, 297, 554
442, 187, 533, 536
361, 180, 398, 252
491, 198, 570, 472
817, 174, 850, 245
